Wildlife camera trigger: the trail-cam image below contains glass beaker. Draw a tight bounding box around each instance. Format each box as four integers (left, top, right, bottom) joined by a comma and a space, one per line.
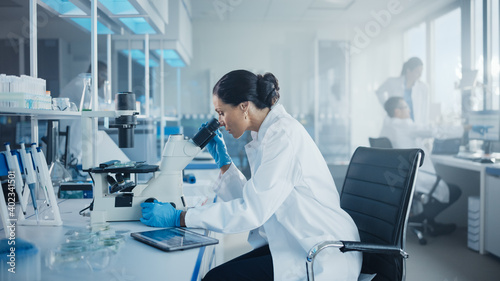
80, 73, 92, 111
52, 98, 71, 111
103, 80, 112, 104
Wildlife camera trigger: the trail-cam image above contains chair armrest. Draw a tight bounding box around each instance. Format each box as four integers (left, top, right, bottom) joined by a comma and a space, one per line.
340, 241, 409, 258
306, 241, 344, 281
305, 240, 409, 281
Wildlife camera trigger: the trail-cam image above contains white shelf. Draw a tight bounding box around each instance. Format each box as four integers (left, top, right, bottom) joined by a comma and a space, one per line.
0, 107, 81, 119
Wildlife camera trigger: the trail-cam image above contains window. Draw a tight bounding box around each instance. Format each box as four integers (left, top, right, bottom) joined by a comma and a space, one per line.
473, 0, 484, 110
404, 22, 427, 83
432, 8, 462, 117
490, 0, 499, 109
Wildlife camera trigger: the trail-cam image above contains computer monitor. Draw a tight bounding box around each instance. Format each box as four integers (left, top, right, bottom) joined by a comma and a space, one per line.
468, 110, 500, 154
468, 111, 500, 141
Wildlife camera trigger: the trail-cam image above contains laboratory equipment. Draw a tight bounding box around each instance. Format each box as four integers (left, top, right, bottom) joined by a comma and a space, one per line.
18, 142, 39, 217
79, 73, 92, 111
0, 74, 50, 110
17, 143, 62, 226
109, 92, 138, 148
88, 118, 220, 223
81, 92, 139, 171
3, 143, 27, 215
52, 98, 71, 111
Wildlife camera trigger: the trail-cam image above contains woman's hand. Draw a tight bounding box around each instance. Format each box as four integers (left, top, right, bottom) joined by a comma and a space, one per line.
200, 122, 232, 169
140, 200, 183, 227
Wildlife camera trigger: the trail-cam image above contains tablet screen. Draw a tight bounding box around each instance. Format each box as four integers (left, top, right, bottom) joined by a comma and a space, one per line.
131, 228, 218, 252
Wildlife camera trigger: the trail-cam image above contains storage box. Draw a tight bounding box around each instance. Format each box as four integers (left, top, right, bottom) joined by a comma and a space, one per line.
0, 92, 52, 110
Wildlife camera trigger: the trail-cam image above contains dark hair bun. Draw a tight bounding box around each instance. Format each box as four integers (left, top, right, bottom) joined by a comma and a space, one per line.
213, 70, 280, 109
257, 73, 280, 107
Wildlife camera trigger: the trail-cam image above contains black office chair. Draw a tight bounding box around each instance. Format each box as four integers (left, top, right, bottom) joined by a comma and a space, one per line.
306, 147, 424, 281
368, 137, 441, 245
368, 137, 393, 149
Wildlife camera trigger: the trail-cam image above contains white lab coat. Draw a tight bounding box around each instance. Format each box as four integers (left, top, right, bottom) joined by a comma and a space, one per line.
376, 76, 430, 126
186, 104, 362, 281
380, 117, 463, 203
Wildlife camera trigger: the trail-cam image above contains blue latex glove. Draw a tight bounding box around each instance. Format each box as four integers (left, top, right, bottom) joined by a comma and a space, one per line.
140, 200, 182, 227
200, 122, 232, 168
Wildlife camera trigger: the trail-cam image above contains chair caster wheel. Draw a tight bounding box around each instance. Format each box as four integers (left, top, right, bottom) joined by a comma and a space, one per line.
419, 238, 427, 245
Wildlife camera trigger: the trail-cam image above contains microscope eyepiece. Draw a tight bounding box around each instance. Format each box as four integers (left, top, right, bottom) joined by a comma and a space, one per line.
205, 118, 220, 132
191, 118, 220, 149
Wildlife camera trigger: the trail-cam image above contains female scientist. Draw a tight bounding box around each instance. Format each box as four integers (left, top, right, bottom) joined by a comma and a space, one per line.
375, 57, 430, 126
140, 70, 362, 280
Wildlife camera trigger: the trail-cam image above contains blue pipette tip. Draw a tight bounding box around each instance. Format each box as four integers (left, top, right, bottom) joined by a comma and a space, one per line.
4, 142, 10, 145
31, 143, 37, 146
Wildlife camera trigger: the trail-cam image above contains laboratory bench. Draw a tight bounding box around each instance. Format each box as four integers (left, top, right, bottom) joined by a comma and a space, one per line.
0, 167, 221, 281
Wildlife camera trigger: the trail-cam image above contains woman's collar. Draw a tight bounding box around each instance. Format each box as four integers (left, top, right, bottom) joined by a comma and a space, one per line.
250, 104, 285, 141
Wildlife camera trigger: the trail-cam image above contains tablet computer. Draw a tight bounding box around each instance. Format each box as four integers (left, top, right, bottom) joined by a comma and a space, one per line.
130, 227, 219, 252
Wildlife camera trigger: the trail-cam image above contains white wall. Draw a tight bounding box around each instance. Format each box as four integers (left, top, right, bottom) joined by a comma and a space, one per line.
182, 21, 325, 116
183, 20, 407, 152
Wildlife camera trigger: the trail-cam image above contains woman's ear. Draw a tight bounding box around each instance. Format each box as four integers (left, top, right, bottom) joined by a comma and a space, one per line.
240, 101, 249, 112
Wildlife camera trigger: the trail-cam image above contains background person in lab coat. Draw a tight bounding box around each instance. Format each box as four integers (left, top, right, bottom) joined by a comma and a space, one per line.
140, 70, 362, 281
59, 61, 107, 171
376, 57, 430, 126
380, 97, 463, 236
60, 61, 108, 108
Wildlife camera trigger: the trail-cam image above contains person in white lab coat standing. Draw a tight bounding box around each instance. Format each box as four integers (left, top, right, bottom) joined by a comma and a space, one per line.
140, 70, 362, 280
376, 57, 430, 126
380, 97, 463, 236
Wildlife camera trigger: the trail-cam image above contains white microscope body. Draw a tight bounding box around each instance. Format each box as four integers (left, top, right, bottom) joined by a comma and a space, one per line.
85, 92, 219, 223
90, 135, 202, 223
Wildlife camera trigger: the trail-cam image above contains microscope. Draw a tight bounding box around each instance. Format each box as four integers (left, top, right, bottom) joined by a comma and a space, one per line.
85, 99, 220, 223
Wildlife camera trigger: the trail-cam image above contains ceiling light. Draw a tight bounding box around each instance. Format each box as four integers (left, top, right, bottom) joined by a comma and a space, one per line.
155, 50, 185, 67
99, 0, 139, 15
40, 0, 85, 16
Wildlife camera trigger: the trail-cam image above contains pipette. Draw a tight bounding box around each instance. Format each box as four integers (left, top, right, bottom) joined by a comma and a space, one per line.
30, 143, 51, 207
3, 143, 27, 215
17, 143, 39, 222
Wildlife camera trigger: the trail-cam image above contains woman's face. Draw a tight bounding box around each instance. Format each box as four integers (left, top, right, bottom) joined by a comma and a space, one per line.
407, 65, 423, 81
213, 94, 247, 139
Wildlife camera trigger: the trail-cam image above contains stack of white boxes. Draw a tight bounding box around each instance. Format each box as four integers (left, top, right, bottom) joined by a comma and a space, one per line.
468, 196, 480, 251
0, 74, 51, 109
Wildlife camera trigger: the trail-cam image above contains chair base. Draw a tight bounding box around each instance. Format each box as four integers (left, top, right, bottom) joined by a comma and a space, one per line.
408, 220, 429, 245
410, 226, 427, 245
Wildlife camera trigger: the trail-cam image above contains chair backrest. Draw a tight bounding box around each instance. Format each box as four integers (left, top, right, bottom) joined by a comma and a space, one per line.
341, 147, 424, 281
369, 137, 393, 148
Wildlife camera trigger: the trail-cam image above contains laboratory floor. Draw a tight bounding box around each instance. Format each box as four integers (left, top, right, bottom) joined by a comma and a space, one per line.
406, 226, 500, 281
220, 227, 500, 281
